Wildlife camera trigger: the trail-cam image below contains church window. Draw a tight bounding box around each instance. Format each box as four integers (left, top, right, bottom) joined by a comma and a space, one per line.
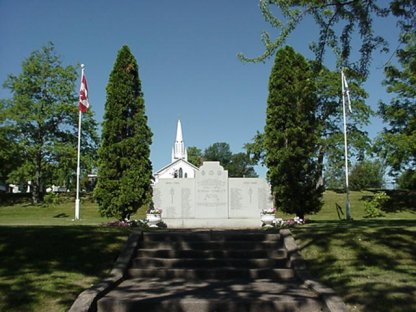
179, 168, 183, 178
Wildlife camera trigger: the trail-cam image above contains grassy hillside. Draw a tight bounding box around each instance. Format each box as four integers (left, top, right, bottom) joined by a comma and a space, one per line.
0, 226, 130, 312
290, 190, 416, 312
0, 195, 147, 226
292, 220, 416, 312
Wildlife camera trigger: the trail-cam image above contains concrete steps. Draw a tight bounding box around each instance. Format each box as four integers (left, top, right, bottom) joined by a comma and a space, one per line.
131, 257, 289, 269
128, 268, 296, 280
98, 278, 324, 312
136, 248, 288, 259
97, 231, 326, 312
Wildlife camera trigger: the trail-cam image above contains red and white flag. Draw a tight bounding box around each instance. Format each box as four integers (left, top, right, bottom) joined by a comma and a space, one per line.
79, 73, 89, 113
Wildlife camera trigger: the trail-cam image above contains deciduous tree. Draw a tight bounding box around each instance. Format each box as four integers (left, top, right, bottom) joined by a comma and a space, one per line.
397, 169, 416, 190
0, 102, 21, 184
228, 152, 258, 178
239, 0, 414, 77
189, 142, 258, 177
204, 142, 233, 168
349, 160, 385, 191
187, 146, 203, 167
377, 22, 416, 175
1, 43, 98, 203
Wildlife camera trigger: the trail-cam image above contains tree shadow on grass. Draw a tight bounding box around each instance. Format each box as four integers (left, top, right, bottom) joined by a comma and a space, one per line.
0, 226, 130, 311
53, 213, 69, 218
292, 220, 416, 312
384, 190, 416, 213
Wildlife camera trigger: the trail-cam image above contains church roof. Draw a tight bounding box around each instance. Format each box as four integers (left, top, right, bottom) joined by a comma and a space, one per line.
154, 119, 198, 178
154, 158, 199, 176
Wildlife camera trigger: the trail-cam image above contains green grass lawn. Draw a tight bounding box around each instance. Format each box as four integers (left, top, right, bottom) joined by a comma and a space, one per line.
291, 190, 416, 312
292, 220, 416, 312
0, 191, 415, 311
0, 196, 144, 311
0, 195, 147, 226
0, 226, 131, 312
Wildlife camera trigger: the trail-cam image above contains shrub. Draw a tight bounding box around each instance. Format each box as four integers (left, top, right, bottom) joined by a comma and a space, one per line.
364, 192, 389, 218
43, 193, 61, 207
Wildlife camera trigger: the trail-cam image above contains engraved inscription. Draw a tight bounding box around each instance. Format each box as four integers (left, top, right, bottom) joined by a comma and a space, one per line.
230, 188, 242, 210
181, 188, 192, 218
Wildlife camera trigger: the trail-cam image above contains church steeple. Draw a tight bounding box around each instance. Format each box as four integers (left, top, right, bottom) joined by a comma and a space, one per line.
172, 119, 187, 162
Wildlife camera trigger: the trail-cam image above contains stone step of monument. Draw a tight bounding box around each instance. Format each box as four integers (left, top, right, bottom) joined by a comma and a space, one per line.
128, 268, 295, 280
131, 257, 289, 269
136, 248, 288, 259
141, 231, 281, 243
139, 240, 283, 250
98, 297, 324, 312
97, 277, 325, 312
91, 230, 337, 312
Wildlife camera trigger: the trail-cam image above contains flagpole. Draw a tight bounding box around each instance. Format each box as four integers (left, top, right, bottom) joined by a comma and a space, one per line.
75, 64, 84, 220
341, 69, 352, 220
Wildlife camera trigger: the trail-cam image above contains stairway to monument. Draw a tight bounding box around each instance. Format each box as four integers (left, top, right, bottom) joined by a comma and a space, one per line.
97, 231, 327, 312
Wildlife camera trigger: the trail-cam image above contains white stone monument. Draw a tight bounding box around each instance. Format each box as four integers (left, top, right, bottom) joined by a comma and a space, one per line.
153, 161, 273, 228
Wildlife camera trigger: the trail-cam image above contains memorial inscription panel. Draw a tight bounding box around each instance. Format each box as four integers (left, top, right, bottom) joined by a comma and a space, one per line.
152, 161, 273, 224
195, 162, 228, 218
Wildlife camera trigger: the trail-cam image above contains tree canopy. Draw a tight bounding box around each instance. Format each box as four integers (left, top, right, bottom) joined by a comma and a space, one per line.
187, 142, 258, 177
239, 1, 415, 78
204, 143, 233, 169
0, 43, 98, 202
377, 27, 416, 175
187, 146, 203, 168
397, 169, 416, 190
94, 45, 153, 220
349, 160, 385, 191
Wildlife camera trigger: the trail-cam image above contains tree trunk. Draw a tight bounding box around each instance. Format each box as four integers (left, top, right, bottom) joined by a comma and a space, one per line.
32, 181, 39, 204
316, 144, 325, 189
32, 154, 42, 204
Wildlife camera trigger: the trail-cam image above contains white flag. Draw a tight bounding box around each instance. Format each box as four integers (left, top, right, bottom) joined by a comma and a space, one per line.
341, 70, 352, 113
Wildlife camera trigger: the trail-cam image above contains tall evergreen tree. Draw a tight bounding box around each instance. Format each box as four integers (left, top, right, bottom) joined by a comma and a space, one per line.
94, 45, 153, 220
265, 46, 323, 219
246, 64, 372, 188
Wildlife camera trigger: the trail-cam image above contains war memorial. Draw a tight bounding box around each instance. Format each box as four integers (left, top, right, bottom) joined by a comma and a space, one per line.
152, 120, 273, 228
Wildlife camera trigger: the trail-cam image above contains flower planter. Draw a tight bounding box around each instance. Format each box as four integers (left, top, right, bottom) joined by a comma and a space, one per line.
261, 214, 276, 227
146, 214, 161, 228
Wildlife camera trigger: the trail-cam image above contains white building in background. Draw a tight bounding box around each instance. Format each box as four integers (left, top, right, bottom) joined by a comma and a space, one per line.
153, 120, 198, 183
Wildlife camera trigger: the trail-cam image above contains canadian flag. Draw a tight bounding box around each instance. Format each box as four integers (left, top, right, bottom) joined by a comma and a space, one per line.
79, 72, 89, 113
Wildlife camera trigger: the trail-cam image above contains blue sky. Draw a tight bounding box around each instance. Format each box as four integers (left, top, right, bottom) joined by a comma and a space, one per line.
0, 0, 400, 178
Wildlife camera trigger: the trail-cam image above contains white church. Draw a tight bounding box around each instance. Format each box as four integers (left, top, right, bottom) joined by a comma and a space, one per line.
152, 120, 273, 228
153, 120, 199, 183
